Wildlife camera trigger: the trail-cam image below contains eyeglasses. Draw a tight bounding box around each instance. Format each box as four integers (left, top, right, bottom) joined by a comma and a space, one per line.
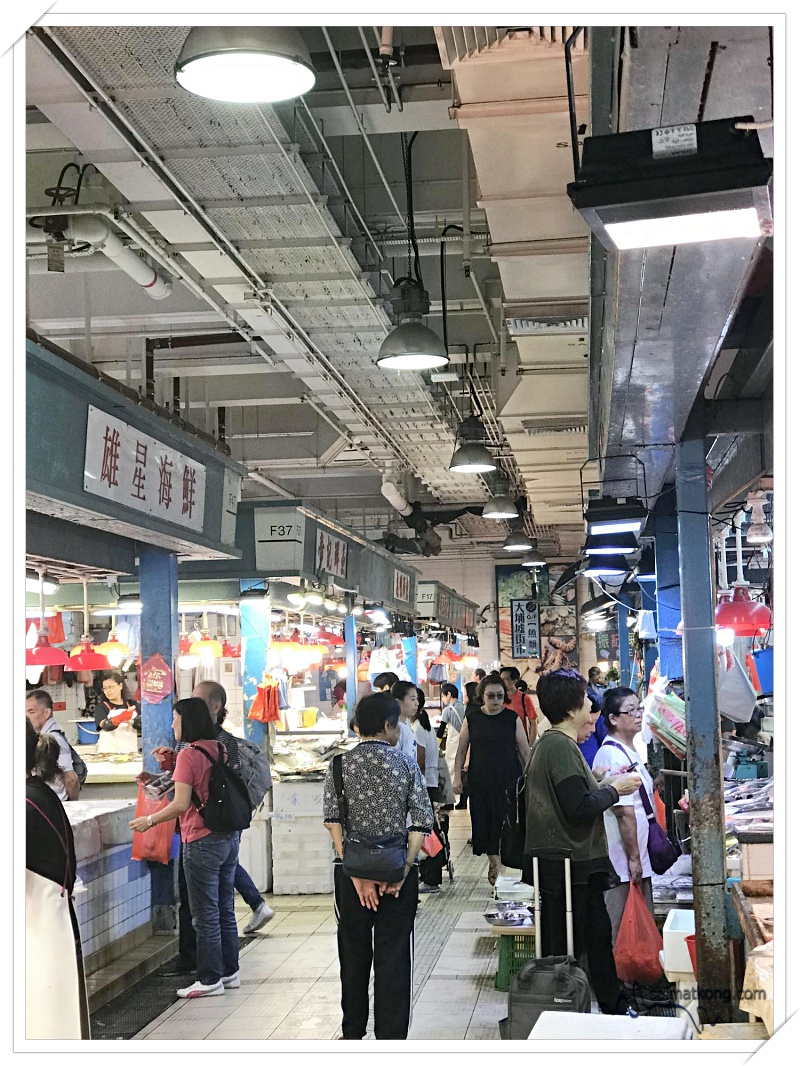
614, 706, 644, 717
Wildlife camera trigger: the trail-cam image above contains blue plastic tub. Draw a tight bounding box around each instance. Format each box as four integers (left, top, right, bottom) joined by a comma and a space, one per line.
77, 720, 99, 745
752, 648, 773, 695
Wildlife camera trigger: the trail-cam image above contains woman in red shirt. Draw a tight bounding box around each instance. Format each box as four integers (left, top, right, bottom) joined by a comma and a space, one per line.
130, 697, 240, 999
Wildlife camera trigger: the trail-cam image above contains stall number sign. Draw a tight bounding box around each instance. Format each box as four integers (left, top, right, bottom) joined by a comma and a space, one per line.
316, 528, 348, 579
511, 599, 540, 660
416, 584, 438, 616
254, 508, 305, 572
84, 406, 206, 532
651, 123, 697, 159
394, 569, 411, 603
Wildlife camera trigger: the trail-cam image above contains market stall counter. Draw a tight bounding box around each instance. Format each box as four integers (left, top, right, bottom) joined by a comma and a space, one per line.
67, 799, 156, 976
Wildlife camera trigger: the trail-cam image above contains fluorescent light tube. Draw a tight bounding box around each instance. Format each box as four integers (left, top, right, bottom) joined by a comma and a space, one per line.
605, 207, 762, 251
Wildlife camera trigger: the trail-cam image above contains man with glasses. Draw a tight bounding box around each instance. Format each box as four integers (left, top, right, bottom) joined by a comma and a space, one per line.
591, 688, 656, 944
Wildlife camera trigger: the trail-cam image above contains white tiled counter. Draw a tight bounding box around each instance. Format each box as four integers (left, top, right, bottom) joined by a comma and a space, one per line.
271, 778, 335, 895
66, 800, 153, 974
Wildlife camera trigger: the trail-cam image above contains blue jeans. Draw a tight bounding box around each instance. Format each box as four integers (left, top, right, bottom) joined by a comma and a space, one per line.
182, 831, 240, 985
234, 831, 263, 910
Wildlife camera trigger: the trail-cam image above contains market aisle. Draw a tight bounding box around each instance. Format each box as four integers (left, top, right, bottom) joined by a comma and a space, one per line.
133, 810, 510, 1041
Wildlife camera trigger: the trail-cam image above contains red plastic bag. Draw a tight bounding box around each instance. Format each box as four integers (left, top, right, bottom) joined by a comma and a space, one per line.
131, 784, 177, 864
421, 831, 443, 858
613, 882, 664, 986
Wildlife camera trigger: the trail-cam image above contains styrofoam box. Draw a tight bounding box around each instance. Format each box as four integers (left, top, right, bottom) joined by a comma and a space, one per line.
239, 819, 273, 893
272, 779, 325, 818
741, 842, 773, 881
662, 908, 695, 975
494, 875, 535, 902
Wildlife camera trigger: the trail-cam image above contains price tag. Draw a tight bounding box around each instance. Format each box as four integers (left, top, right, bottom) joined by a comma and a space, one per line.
651, 123, 698, 159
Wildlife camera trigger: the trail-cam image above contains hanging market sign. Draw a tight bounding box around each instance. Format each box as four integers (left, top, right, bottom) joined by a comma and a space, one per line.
393, 569, 411, 603
254, 507, 306, 572
315, 527, 348, 580
84, 406, 206, 532
141, 653, 174, 704
511, 599, 541, 660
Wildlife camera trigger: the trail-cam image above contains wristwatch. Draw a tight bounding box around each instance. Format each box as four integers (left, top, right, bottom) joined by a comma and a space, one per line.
146, 814, 154, 828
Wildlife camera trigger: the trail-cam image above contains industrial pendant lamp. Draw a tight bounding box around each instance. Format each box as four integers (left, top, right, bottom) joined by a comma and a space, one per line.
378, 132, 449, 371
65, 579, 112, 672
175, 26, 316, 103
483, 477, 518, 520
449, 415, 497, 474
583, 531, 639, 555
189, 612, 224, 665
745, 492, 773, 545
520, 542, 546, 567
580, 554, 631, 579
97, 632, 131, 669
584, 496, 647, 536
26, 567, 70, 682
714, 512, 771, 636
502, 529, 534, 553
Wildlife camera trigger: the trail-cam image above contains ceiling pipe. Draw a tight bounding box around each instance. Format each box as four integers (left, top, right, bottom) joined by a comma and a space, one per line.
375, 26, 403, 111
357, 26, 391, 112
321, 26, 405, 226
248, 471, 296, 499
67, 216, 172, 299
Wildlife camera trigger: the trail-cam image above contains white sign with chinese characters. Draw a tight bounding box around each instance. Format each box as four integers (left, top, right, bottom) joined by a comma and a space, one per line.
83, 406, 206, 531
511, 599, 540, 660
315, 527, 348, 580
393, 569, 411, 603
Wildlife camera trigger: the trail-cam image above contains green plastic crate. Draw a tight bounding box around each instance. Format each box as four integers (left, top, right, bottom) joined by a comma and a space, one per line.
495, 932, 538, 991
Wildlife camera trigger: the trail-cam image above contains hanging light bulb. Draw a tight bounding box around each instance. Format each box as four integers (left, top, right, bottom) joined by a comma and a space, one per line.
305, 588, 325, 607
377, 277, 449, 371
189, 611, 223, 662
502, 529, 534, 553
449, 415, 496, 474
483, 493, 518, 520
175, 26, 315, 104
96, 633, 131, 668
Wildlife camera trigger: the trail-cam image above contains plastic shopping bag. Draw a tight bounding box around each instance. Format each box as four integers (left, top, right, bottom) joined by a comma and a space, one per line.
421, 831, 443, 858
131, 784, 177, 864
717, 650, 757, 723
613, 882, 664, 987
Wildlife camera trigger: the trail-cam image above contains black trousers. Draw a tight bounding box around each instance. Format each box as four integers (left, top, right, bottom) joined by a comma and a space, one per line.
538, 868, 622, 1015
333, 864, 418, 1040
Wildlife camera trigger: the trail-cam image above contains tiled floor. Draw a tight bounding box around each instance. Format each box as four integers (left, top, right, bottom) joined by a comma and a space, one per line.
134, 810, 512, 1041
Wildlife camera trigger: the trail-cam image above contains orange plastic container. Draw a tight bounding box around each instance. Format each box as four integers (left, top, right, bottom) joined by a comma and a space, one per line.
685, 934, 698, 979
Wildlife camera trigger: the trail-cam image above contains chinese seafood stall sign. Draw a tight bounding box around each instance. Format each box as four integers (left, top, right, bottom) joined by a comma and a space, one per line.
141, 653, 174, 704
511, 599, 540, 660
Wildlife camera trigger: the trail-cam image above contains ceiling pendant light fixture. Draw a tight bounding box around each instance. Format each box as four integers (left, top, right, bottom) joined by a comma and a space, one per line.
520, 541, 547, 567
26, 567, 69, 681
378, 132, 449, 371
502, 529, 534, 553
96, 632, 132, 668
568, 116, 772, 251
175, 26, 316, 104
580, 554, 632, 579
483, 477, 519, 520
584, 496, 647, 536
449, 415, 497, 474
583, 531, 639, 555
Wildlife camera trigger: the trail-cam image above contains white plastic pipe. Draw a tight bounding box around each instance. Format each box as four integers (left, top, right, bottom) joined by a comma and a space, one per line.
66, 217, 172, 300
379, 26, 394, 57
380, 480, 413, 518
732, 510, 747, 585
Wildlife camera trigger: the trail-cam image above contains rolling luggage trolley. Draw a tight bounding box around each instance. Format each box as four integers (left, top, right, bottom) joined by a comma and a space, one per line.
499, 853, 591, 1039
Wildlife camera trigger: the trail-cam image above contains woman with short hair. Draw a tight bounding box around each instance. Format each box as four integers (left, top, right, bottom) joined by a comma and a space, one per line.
524, 670, 642, 1014
453, 673, 530, 885
130, 697, 240, 999
323, 692, 433, 1040
95, 671, 141, 755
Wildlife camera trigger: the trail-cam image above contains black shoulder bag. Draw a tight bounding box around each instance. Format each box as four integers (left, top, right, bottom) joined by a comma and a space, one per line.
332, 753, 408, 884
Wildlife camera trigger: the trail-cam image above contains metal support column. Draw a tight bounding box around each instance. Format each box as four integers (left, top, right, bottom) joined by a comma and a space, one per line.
240, 585, 271, 753
677, 421, 732, 1020
616, 596, 632, 688
653, 488, 683, 680
344, 614, 358, 729
139, 544, 178, 934
402, 635, 418, 685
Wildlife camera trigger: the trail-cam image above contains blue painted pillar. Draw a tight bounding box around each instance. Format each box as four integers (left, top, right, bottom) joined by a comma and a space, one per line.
344, 615, 358, 726
616, 598, 632, 688
239, 585, 270, 751
139, 544, 178, 934
139, 545, 178, 774
402, 636, 418, 685
677, 422, 731, 1017
639, 576, 659, 687
653, 488, 683, 681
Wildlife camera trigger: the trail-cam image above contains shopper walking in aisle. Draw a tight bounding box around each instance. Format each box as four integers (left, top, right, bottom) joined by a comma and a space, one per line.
591, 688, 656, 944
323, 692, 433, 1040
131, 697, 240, 999
375, 670, 419, 768
194, 681, 274, 935
587, 666, 608, 703
25, 721, 90, 1039
524, 669, 642, 1015
437, 682, 465, 785
453, 673, 530, 886
25, 689, 80, 801
500, 666, 538, 743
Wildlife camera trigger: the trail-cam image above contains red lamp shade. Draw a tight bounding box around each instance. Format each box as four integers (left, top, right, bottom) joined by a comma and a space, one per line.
65, 639, 112, 672
715, 586, 771, 637
26, 634, 70, 669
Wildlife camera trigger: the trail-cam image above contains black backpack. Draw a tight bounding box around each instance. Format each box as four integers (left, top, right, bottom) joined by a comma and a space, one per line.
190, 742, 252, 832
51, 727, 88, 788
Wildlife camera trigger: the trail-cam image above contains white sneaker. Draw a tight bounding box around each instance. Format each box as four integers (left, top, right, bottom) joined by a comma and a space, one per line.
243, 901, 275, 934
177, 979, 225, 999
222, 972, 241, 989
